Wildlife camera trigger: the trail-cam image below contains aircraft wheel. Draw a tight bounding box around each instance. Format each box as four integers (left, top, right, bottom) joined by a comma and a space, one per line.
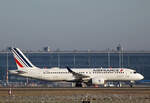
129, 84, 133, 88
75, 82, 82, 87
75, 82, 87, 87
117, 82, 122, 87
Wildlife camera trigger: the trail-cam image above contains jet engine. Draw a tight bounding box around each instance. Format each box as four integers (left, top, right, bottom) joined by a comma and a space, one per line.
91, 78, 105, 85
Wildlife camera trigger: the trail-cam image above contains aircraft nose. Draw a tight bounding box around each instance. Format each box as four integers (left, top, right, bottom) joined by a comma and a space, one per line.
139, 74, 144, 80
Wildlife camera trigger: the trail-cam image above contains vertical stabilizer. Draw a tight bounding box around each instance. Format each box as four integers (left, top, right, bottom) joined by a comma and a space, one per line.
11, 48, 36, 69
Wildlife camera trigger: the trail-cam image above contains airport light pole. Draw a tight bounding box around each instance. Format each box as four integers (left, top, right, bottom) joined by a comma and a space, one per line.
26, 52, 29, 86
58, 54, 60, 67
121, 47, 123, 68
74, 54, 76, 68
107, 48, 110, 68
6, 51, 9, 85
119, 51, 121, 68
117, 44, 122, 68
88, 50, 91, 67
88, 55, 90, 67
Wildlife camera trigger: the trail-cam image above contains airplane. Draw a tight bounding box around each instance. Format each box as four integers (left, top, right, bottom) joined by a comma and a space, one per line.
9, 48, 144, 87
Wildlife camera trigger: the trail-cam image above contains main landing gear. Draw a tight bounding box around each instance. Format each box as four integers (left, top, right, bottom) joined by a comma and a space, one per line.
117, 82, 122, 87
75, 82, 87, 87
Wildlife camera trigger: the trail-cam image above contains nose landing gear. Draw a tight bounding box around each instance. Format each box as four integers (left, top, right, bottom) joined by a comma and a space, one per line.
129, 81, 135, 87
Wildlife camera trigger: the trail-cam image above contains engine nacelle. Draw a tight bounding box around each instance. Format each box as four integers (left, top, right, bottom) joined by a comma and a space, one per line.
92, 78, 105, 85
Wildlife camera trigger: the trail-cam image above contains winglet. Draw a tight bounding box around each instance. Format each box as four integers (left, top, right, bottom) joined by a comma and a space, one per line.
66, 66, 73, 73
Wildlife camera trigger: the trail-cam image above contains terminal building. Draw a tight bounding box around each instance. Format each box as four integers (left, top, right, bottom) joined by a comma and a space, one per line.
0, 46, 150, 84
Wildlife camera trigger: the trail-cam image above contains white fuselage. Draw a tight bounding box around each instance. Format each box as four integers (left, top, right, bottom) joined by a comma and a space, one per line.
9, 67, 144, 82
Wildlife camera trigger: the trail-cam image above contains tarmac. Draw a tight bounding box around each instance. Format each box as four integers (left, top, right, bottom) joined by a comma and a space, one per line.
0, 87, 150, 96
0, 87, 150, 103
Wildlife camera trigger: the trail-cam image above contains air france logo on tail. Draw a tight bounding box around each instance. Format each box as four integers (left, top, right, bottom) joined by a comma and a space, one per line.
14, 58, 24, 68
11, 48, 35, 68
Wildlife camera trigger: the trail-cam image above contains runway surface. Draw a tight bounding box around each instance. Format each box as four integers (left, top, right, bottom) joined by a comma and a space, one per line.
0, 87, 150, 96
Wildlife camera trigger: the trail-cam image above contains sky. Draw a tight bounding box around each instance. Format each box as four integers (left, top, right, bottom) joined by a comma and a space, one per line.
0, 0, 150, 51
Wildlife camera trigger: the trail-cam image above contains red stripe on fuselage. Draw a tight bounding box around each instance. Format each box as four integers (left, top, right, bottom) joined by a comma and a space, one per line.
15, 58, 24, 68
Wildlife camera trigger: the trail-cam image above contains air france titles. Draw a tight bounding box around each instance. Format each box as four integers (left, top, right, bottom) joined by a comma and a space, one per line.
93, 69, 119, 72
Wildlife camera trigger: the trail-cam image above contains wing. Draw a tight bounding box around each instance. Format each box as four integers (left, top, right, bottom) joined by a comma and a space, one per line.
66, 66, 90, 81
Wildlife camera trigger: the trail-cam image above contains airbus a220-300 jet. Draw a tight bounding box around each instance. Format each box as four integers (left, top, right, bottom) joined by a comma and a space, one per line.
9, 48, 144, 87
